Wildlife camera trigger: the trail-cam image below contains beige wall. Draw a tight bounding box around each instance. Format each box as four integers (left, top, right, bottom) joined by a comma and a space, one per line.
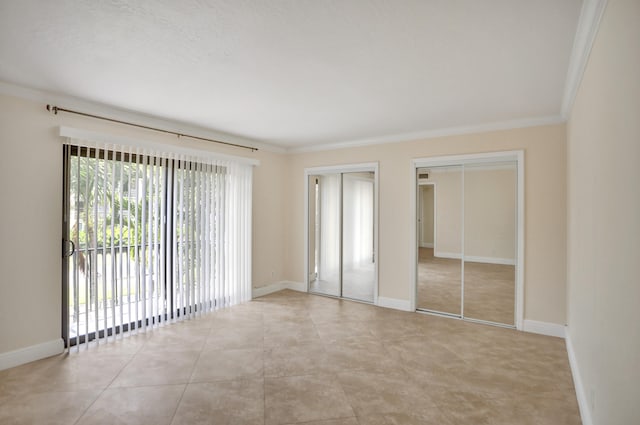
0, 93, 568, 356
0, 88, 568, 356
0, 93, 287, 354
566, 1, 640, 424
464, 166, 516, 262
285, 124, 567, 325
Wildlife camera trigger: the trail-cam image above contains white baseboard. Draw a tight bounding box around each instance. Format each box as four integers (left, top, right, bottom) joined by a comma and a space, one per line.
377, 296, 412, 312
435, 251, 462, 260
419, 243, 434, 248
565, 327, 593, 425
284, 281, 307, 292
257, 283, 410, 312
0, 339, 64, 371
252, 281, 288, 298
523, 319, 566, 338
252, 281, 307, 299
465, 255, 516, 266
434, 251, 515, 265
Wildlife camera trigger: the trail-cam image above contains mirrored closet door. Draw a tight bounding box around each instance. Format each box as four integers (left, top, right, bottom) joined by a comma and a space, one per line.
307, 166, 377, 303
416, 165, 462, 316
308, 173, 341, 297
415, 153, 521, 328
463, 162, 517, 325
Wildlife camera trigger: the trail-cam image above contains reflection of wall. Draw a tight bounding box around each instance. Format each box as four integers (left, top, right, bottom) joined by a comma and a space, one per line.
464, 166, 516, 263
419, 185, 434, 247
424, 166, 516, 264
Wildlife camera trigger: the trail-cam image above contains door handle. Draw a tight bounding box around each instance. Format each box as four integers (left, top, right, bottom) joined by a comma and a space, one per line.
63, 239, 76, 257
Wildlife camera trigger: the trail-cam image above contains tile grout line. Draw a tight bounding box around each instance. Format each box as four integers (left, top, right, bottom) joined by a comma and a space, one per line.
262, 309, 268, 425
310, 308, 360, 424
169, 312, 216, 425
332, 371, 359, 424
69, 336, 146, 425
7, 292, 579, 424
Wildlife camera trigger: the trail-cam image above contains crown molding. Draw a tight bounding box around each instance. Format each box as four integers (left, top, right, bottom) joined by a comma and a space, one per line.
561, 0, 608, 118
0, 80, 287, 154
287, 115, 564, 154
0, 78, 571, 157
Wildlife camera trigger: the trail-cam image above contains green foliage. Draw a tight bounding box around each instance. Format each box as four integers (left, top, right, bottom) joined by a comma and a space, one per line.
70, 156, 165, 249
69, 154, 211, 288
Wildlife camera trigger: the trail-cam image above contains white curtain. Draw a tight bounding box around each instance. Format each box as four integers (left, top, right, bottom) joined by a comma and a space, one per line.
318, 174, 340, 282
342, 175, 374, 270
64, 136, 253, 349
224, 161, 253, 305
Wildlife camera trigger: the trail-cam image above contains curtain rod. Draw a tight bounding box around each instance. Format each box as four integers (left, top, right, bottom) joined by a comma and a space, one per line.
46, 104, 258, 152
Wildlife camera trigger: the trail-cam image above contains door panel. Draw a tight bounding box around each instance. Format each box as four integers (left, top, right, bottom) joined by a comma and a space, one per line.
415, 157, 519, 329
416, 166, 462, 315
463, 162, 517, 325
307, 170, 376, 303
308, 174, 341, 297
342, 172, 375, 302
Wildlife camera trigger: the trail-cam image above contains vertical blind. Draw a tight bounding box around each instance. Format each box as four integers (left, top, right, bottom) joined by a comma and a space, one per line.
342, 174, 374, 269
318, 174, 341, 283
63, 137, 253, 350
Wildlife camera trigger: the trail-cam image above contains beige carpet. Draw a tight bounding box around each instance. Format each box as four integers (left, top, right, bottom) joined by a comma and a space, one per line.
417, 248, 515, 325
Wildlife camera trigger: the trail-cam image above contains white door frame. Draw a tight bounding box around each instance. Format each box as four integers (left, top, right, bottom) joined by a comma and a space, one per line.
304, 162, 379, 304
409, 151, 525, 330
417, 182, 436, 249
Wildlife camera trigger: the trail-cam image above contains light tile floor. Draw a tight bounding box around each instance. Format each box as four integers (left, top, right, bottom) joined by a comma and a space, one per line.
0, 290, 581, 424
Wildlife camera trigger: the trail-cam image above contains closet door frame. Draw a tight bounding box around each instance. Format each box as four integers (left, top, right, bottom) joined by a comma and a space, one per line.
410, 151, 525, 330
304, 162, 379, 304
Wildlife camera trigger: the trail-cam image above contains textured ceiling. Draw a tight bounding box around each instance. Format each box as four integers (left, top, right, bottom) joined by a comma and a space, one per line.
0, 0, 582, 149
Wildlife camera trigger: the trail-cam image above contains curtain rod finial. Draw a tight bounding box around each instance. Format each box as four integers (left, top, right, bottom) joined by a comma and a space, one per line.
46, 104, 58, 114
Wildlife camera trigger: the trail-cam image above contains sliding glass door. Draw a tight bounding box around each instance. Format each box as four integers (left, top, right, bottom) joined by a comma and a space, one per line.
306, 166, 377, 303
62, 139, 252, 348
63, 146, 165, 345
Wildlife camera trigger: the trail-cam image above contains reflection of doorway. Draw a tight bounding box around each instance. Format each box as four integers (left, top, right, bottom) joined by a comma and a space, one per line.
418, 184, 435, 249
305, 164, 378, 304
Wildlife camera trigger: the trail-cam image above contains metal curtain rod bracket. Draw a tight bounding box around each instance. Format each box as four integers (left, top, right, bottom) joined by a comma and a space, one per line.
46, 104, 258, 152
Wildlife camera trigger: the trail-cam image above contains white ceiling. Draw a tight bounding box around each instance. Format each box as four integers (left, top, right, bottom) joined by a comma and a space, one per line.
0, 0, 583, 150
